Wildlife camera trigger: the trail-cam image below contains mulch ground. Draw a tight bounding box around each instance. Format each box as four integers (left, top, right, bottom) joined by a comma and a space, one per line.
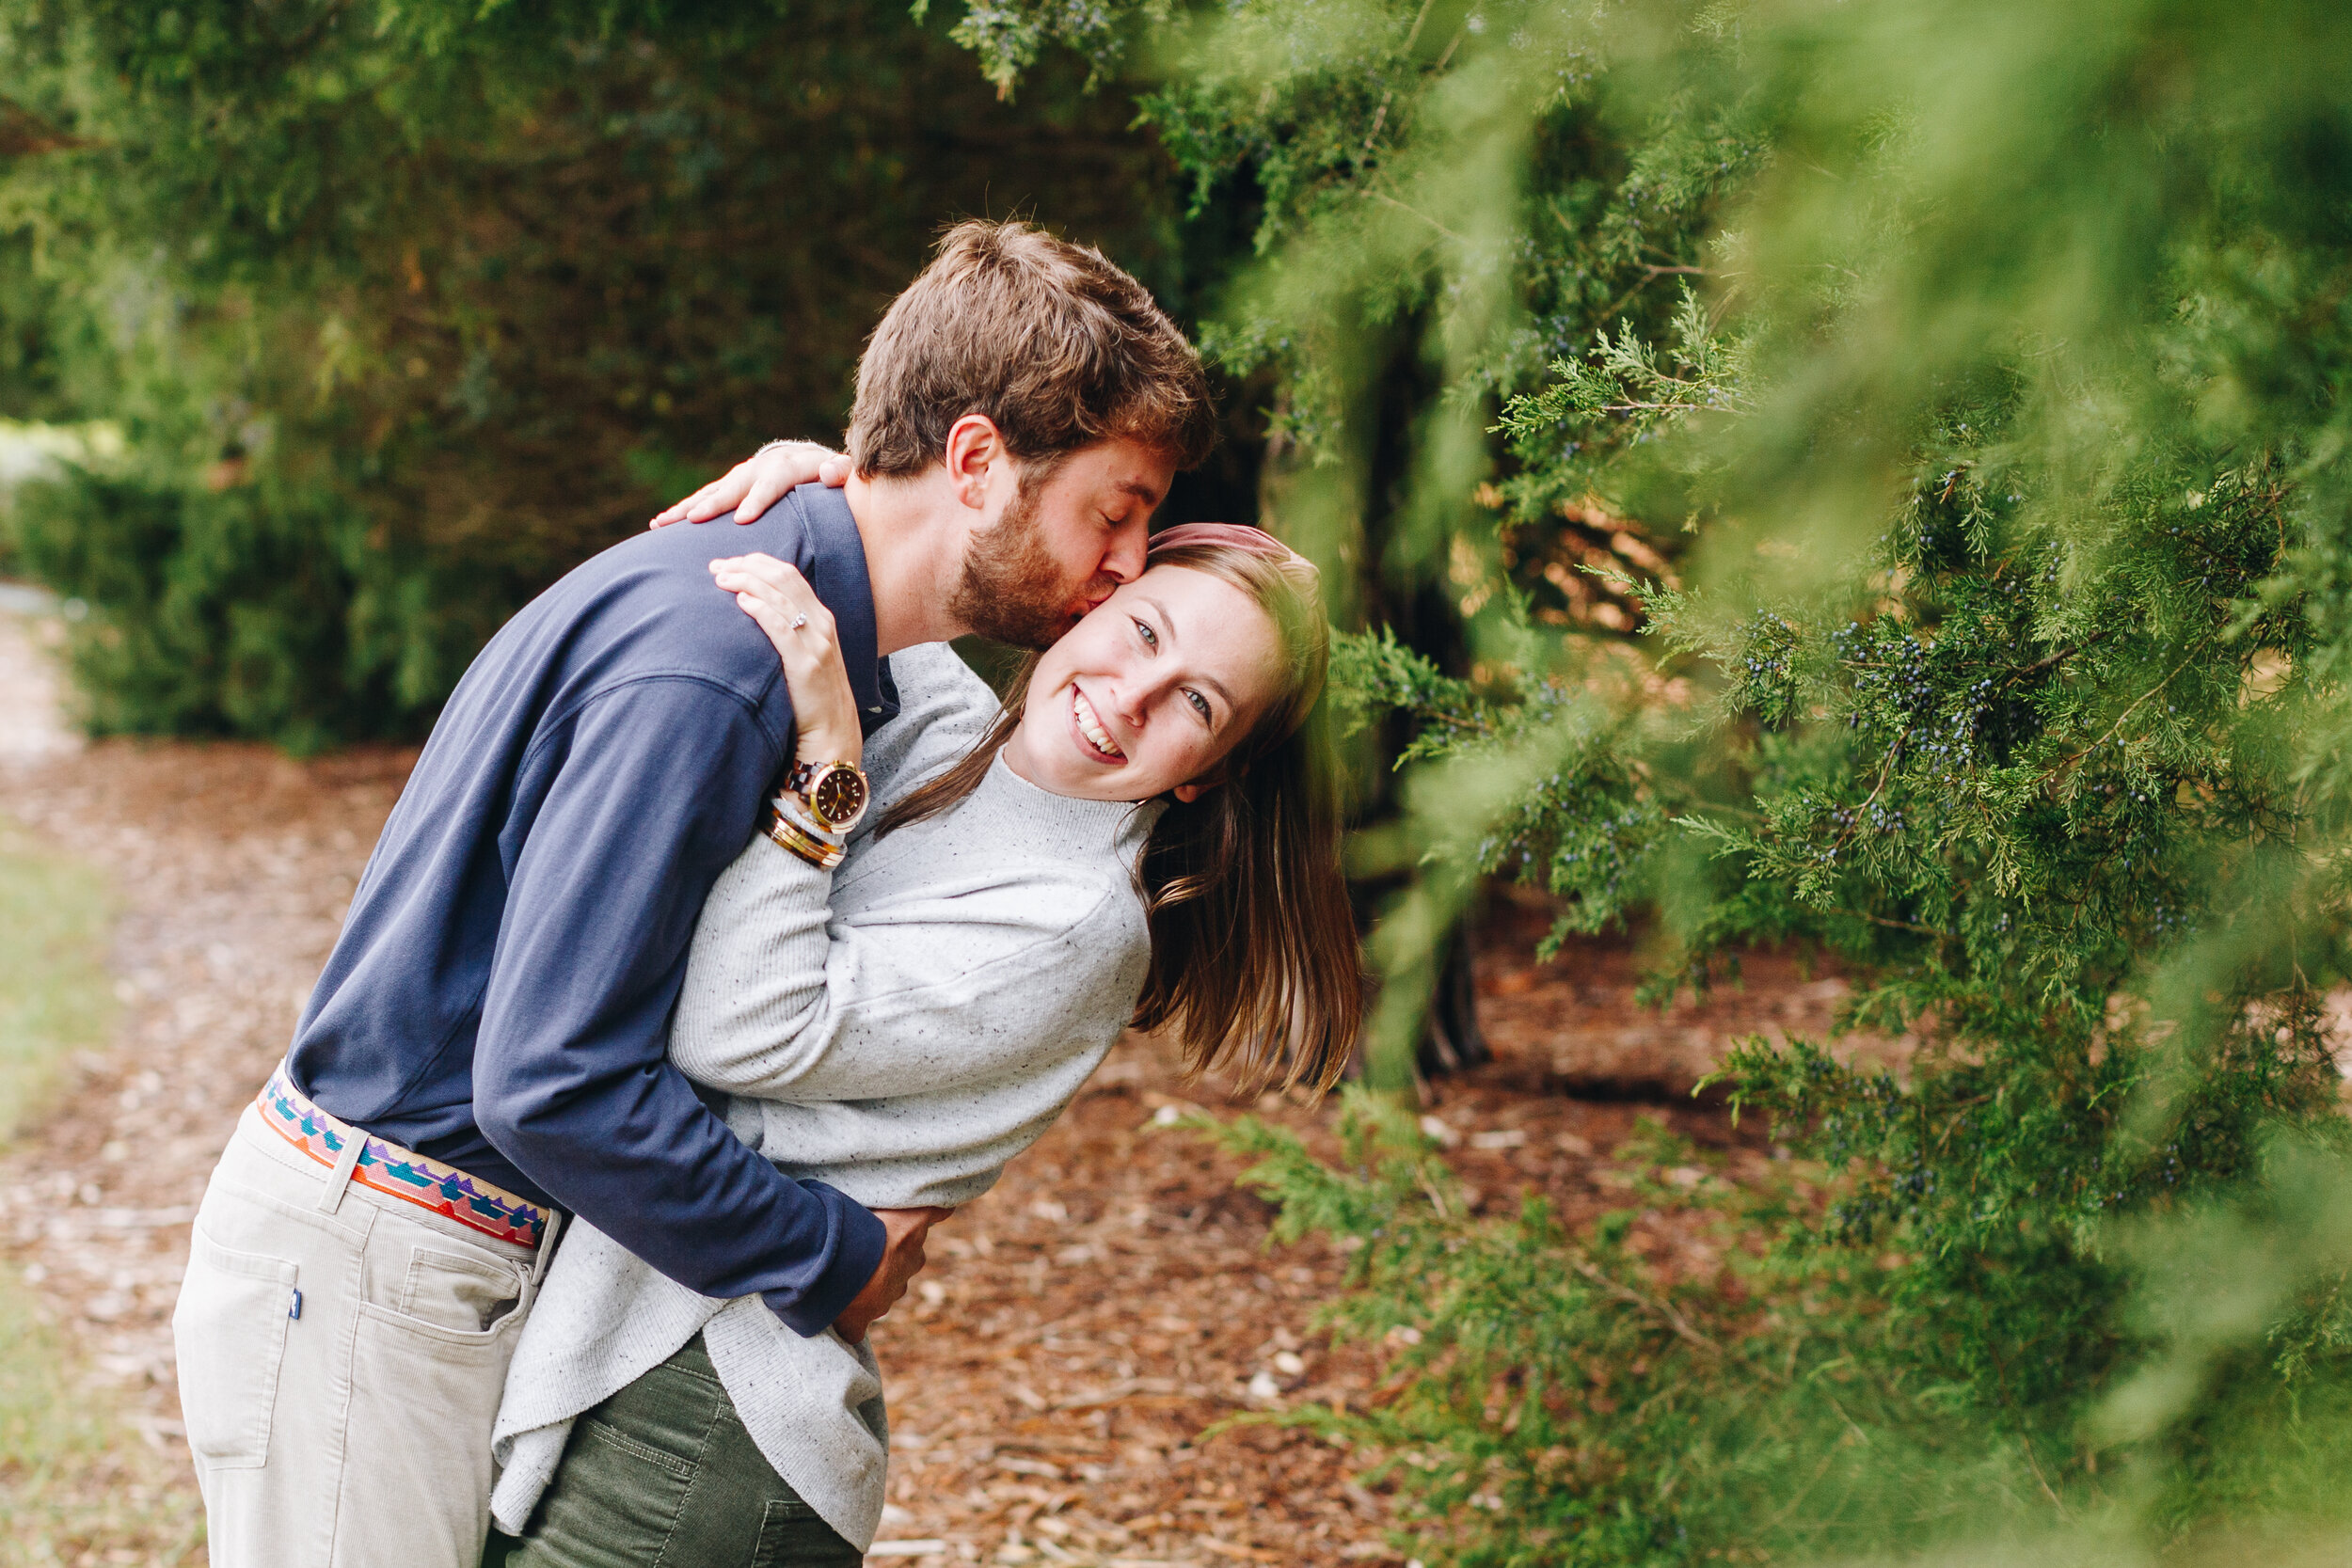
0, 607, 1873, 1567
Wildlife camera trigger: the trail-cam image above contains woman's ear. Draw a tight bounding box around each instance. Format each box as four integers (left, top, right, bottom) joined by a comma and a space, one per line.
1173, 760, 1241, 803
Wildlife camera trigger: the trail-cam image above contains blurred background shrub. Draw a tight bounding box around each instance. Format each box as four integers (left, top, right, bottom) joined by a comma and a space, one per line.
0, 0, 1232, 750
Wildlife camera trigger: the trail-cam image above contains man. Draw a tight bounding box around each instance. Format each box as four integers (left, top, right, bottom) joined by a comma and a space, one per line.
171, 220, 1215, 1568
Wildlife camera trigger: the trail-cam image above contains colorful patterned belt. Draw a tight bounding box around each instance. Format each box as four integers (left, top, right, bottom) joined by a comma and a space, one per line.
257, 1068, 548, 1248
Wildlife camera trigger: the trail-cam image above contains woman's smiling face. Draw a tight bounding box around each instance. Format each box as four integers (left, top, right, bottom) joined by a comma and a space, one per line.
1001, 563, 1285, 803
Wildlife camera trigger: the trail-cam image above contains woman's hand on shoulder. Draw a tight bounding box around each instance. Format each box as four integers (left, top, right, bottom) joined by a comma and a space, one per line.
649, 440, 849, 529
709, 553, 863, 767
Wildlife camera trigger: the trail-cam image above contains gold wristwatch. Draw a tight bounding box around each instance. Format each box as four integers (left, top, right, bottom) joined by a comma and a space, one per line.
784, 758, 871, 833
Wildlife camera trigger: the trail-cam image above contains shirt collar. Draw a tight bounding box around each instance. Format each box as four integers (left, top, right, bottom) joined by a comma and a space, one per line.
790, 482, 898, 734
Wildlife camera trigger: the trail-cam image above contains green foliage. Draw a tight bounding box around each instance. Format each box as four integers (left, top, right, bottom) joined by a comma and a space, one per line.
1200, 1101, 2045, 1566
11, 468, 396, 750
965, 0, 2352, 1560
1201, 1096, 2352, 1568
0, 0, 1194, 747
958, 0, 1747, 587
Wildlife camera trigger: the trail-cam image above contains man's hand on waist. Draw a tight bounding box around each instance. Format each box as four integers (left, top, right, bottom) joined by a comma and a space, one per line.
832, 1205, 953, 1344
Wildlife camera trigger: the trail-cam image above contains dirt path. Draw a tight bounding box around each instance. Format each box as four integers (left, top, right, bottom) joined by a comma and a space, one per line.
0, 603, 1839, 1566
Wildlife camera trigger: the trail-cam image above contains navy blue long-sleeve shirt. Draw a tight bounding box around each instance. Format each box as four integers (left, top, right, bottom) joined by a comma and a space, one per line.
287, 484, 890, 1335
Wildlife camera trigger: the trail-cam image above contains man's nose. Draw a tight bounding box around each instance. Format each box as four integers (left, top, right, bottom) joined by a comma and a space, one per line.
1101, 515, 1150, 584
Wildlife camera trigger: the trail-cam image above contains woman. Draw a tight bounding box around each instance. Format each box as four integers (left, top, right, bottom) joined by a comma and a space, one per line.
485, 524, 1360, 1567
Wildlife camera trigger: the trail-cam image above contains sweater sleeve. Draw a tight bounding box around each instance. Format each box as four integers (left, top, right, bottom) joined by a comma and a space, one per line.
669, 839, 1133, 1104
470, 676, 884, 1336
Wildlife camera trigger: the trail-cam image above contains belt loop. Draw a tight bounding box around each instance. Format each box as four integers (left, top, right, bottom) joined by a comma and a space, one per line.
528, 1210, 565, 1289
316, 1123, 367, 1215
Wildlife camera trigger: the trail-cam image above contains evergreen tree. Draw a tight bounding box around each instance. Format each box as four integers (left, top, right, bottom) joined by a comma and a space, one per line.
958, 0, 2352, 1560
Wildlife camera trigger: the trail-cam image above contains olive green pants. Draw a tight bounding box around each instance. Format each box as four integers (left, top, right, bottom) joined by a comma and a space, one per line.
482, 1335, 863, 1568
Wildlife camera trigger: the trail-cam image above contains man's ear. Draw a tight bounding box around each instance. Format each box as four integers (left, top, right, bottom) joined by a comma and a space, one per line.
943, 414, 1008, 511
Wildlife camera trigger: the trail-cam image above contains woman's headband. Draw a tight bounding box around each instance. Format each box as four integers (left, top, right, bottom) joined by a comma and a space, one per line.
1146, 522, 1312, 570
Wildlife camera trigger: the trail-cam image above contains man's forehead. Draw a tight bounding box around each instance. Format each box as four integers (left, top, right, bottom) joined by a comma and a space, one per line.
1072, 440, 1173, 493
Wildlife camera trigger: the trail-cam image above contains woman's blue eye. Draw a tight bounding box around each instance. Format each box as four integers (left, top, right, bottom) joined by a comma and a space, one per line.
1134, 619, 1158, 649
1186, 689, 1213, 721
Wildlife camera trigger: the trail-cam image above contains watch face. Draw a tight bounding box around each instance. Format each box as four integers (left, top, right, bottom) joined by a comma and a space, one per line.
810, 765, 869, 828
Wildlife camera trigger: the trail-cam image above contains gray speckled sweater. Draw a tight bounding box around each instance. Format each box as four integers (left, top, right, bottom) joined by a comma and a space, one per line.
489, 643, 1163, 1549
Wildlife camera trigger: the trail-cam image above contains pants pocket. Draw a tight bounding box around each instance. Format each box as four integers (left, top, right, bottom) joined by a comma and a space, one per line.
172, 1225, 299, 1469
498, 1414, 696, 1568
398, 1245, 526, 1333
750, 1497, 864, 1568
341, 1290, 526, 1567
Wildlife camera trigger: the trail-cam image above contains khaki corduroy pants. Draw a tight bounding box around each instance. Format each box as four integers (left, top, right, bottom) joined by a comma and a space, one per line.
173, 1101, 550, 1568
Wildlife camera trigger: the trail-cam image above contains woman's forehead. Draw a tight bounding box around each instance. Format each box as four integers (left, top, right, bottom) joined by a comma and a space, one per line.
1128, 559, 1245, 598
1116, 562, 1266, 625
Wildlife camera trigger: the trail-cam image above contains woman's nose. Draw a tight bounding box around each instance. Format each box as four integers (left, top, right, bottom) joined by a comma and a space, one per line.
1111, 675, 1160, 727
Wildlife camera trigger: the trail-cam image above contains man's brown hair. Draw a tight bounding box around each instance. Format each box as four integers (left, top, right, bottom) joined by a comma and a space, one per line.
848, 220, 1216, 480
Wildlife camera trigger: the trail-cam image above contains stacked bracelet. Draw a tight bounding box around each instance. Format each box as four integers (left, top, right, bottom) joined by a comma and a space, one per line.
763, 795, 846, 870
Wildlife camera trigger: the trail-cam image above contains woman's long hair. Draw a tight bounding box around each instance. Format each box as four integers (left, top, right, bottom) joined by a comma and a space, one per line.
880, 530, 1362, 1095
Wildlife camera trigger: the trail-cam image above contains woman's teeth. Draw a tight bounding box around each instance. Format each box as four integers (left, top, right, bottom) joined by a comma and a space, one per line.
1073, 689, 1124, 760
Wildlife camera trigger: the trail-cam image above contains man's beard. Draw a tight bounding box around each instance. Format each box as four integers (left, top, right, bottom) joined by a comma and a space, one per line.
946, 483, 1092, 650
